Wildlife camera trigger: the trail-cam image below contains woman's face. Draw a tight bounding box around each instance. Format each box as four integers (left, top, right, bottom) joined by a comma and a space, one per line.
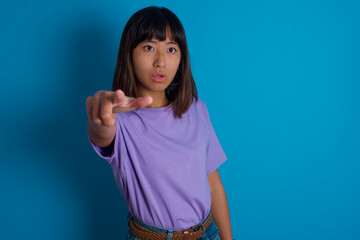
132, 31, 181, 96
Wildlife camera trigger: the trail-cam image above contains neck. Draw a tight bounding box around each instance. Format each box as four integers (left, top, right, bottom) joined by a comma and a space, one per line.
138, 89, 169, 108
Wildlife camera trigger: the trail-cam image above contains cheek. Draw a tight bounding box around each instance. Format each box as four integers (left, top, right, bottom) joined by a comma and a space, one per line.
169, 54, 181, 68
133, 56, 150, 75
171, 58, 181, 73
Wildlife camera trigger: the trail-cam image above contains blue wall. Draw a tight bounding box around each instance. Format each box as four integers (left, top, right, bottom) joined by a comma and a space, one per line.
1, 0, 359, 239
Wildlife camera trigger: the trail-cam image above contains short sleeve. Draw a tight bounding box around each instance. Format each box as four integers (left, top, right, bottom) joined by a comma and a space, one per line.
201, 101, 228, 174
87, 119, 120, 166
87, 119, 125, 192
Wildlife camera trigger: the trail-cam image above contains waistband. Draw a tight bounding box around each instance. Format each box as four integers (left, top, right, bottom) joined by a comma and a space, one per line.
127, 209, 212, 232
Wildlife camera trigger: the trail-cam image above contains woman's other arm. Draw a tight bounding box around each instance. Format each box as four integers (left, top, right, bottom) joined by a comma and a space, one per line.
207, 169, 233, 240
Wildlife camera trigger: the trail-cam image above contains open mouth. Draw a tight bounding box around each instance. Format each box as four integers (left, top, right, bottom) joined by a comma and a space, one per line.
151, 74, 166, 82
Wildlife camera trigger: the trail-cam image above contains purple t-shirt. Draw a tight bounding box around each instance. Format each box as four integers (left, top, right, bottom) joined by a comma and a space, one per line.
88, 98, 227, 230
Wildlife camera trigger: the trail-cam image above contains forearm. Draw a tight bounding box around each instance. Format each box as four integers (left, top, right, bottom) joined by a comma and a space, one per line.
88, 120, 117, 147
211, 185, 233, 240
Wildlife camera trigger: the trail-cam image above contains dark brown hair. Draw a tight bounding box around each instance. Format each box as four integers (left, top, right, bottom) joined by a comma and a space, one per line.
112, 6, 198, 118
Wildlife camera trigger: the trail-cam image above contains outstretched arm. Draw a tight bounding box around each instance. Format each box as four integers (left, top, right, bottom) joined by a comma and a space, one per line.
207, 169, 233, 240
86, 89, 152, 147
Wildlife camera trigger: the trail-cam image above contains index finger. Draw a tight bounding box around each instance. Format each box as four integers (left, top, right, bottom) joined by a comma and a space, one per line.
128, 96, 153, 108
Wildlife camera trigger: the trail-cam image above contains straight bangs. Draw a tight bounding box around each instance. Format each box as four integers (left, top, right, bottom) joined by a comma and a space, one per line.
131, 8, 184, 49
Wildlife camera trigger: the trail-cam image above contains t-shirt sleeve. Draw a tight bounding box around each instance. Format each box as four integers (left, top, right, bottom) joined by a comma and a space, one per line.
87, 119, 125, 192
87, 119, 120, 166
201, 101, 228, 174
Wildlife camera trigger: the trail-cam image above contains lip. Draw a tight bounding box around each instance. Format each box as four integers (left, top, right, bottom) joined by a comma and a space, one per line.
151, 73, 167, 83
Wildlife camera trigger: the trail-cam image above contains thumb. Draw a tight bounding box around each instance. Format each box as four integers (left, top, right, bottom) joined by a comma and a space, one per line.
113, 89, 125, 104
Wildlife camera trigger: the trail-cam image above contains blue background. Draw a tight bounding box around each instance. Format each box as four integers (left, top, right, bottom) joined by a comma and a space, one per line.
1, 0, 359, 239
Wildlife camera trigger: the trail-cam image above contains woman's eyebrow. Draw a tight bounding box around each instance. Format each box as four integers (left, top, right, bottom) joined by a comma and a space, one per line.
144, 40, 178, 45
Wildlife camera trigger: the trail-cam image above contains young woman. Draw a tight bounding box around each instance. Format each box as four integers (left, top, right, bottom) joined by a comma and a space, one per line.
86, 6, 233, 240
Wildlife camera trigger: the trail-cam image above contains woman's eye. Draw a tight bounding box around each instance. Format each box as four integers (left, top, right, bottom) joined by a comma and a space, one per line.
168, 47, 177, 53
143, 45, 154, 51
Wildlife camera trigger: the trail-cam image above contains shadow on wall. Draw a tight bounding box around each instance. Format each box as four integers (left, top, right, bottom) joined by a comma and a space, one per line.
64, 14, 130, 238
16, 13, 130, 239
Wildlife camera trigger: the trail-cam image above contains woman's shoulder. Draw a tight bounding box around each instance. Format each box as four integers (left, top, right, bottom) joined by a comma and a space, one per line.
192, 97, 206, 108
189, 97, 210, 120
192, 97, 210, 111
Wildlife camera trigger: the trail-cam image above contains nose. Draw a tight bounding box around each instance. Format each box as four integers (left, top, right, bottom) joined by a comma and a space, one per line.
153, 51, 166, 69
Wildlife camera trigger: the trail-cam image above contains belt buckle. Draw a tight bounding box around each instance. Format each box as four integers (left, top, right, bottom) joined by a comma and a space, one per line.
191, 222, 205, 232
180, 223, 205, 240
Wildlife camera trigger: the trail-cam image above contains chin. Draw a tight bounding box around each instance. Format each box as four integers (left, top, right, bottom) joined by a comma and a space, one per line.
149, 82, 171, 91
